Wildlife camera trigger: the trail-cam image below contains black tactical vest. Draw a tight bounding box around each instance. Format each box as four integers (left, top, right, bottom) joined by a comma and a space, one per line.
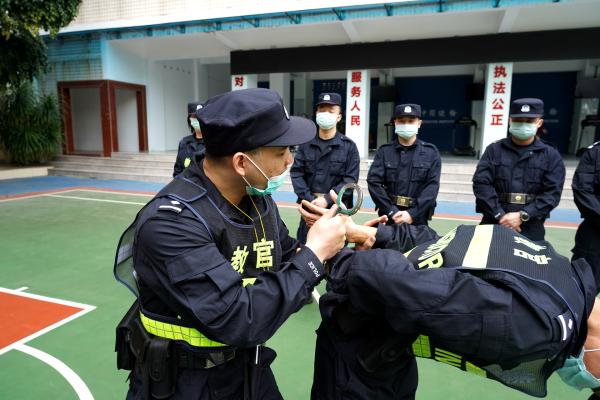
404, 224, 596, 397
115, 170, 282, 297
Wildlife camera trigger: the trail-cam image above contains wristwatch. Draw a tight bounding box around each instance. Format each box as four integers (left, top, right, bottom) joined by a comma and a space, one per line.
520, 210, 530, 222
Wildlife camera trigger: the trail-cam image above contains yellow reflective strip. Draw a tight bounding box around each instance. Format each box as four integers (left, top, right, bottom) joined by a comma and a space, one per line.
434, 348, 462, 368
140, 313, 227, 347
466, 361, 487, 377
403, 248, 414, 257
242, 278, 256, 287
461, 225, 494, 268
411, 335, 432, 358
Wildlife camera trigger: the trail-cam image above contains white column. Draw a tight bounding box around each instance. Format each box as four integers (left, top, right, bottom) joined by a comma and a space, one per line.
292, 73, 307, 116
231, 74, 257, 91
480, 63, 513, 156
269, 73, 291, 110
345, 70, 370, 159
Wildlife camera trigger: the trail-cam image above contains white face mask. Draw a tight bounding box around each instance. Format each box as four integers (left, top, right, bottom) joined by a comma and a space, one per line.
395, 123, 419, 139
316, 112, 338, 130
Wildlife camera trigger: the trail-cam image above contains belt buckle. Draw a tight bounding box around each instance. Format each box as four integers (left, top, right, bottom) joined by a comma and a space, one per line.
396, 196, 410, 207
512, 193, 526, 205
205, 349, 235, 369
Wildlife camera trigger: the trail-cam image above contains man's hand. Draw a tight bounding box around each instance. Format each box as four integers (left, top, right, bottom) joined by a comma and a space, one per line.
345, 215, 387, 251
311, 196, 328, 208
392, 211, 413, 225
299, 200, 326, 228
305, 205, 347, 263
499, 212, 522, 232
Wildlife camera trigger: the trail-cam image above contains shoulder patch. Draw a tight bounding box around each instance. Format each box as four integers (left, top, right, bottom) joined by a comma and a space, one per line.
158, 200, 183, 214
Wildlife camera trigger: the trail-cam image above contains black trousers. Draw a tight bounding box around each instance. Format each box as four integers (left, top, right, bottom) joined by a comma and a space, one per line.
480, 215, 546, 241
126, 346, 282, 400
572, 219, 600, 293
311, 320, 418, 400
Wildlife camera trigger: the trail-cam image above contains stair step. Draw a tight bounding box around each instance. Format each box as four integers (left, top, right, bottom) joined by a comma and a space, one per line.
50, 154, 579, 209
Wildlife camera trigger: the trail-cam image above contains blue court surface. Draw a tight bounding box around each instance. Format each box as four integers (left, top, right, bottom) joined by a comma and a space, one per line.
0, 176, 582, 224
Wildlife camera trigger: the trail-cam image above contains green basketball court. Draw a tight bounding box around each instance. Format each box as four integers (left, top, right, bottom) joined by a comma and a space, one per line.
0, 188, 589, 399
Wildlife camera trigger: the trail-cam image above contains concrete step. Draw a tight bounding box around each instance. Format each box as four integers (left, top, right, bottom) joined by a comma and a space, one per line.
111, 152, 177, 162
49, 167, 172, 184
51, 161, 174, 175
53, 155, 175, 168
50, 154, 579, 209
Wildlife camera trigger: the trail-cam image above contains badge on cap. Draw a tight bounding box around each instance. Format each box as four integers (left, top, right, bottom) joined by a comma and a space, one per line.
283, 105, 290, 120
404, 106, 412, 113
196, 104, 203, 110
521, 104, 530, 112
323, 95, 331, 101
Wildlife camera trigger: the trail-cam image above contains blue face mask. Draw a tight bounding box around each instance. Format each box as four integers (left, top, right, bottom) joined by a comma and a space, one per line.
242, 155, 288, 196
316, 112, 338, 130
395, 123, 419, 139
557, 348, 600, 391
190, 118, 200, 131
509, 122, 538, 140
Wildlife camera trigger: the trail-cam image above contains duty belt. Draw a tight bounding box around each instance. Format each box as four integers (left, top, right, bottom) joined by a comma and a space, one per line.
131, 312, 236, 370
498, 193, 536, 205
176, 347, 236, 369
394, 195, 415, 208
140, 312, 228, 348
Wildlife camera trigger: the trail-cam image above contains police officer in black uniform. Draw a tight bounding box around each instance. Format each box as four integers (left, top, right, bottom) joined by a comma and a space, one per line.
291, 92, 360, 243
367, 103, 441, 226
114, 88, 347, 400
573, 140, 600, 292
473, 98, 566, 241
173, 102, 206, 177
309, 213, 598, 399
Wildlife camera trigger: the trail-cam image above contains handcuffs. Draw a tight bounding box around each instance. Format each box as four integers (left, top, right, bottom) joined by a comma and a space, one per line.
335, 183, 363, 216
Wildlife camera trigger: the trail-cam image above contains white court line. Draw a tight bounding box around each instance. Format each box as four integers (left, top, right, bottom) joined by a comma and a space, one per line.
43, 193, 146, 206
311, 288, 321, 304
15, 343, 94, 400
14, 286, 28, 292
0, 189, 79, 203
72, 188, 153, 197
12, 190, 577, 230
0, 287, 95, 356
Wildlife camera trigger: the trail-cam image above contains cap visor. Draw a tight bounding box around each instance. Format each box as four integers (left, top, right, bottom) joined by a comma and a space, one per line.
317, 101, 341, 106
394, 114, 420, 118
510, 113, 543, 118
264, 116, 316, 147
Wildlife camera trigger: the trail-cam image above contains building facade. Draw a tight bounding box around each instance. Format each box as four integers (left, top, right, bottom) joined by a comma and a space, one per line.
43, 0, 600, 158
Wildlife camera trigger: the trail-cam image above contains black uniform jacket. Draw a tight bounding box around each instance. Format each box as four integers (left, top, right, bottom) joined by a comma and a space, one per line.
291, 131, 360, 207
135, 159, 326, 348
173, 134, 205, 177
367, 138, 441, 224
473, 137, 565, 220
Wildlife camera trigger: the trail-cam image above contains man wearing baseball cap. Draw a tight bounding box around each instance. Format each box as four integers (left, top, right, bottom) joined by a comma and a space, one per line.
291, 92, 360, 243
173, 101, 205, 177
367, 103, 441, 226
473, 98, 565, 241
114, 88, 347, 399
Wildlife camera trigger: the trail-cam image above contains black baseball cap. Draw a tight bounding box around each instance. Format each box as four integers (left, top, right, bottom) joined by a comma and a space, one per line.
188, 102, 203, 115
317, 92, 342, 107
510, 98, 544, 118
394, 103, 422, 118
196, 88, 316, 156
